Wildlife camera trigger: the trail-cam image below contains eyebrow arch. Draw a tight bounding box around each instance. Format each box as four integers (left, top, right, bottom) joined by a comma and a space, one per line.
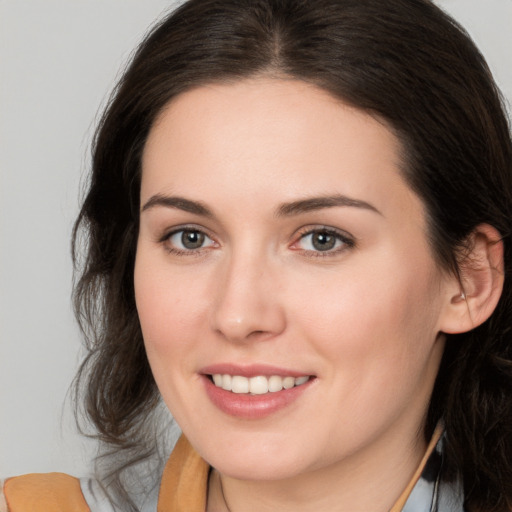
141, 193, 381, 218
141, 194, 213, 217
276, 195, 381, 217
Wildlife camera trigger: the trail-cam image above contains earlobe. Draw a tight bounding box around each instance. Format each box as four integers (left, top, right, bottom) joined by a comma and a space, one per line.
440, 224, 504, 334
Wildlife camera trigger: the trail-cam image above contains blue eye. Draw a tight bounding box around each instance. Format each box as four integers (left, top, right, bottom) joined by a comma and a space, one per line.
167, 229, 215, 251
297, 229, 353, 253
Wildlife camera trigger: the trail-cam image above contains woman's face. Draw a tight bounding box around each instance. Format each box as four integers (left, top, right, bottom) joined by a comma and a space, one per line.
135, 78, 455, 481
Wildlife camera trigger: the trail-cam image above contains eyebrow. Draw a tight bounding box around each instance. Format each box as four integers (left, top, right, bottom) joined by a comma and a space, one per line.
141, 193, 381, 218
276, 195, 381, 217
141, 194, 213, 217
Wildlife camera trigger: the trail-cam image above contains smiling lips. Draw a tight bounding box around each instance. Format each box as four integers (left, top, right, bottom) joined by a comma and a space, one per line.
212, 374, 310, 394
202, 369, 314, 419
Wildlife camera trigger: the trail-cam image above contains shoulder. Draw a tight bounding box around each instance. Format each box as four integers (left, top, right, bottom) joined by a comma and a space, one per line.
1, 473, 90, 511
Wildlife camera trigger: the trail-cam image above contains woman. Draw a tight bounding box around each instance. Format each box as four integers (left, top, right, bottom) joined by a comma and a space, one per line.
2, 0, 511, 511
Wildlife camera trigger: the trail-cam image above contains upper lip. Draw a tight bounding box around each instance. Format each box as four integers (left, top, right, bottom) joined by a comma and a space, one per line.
199, 363, 313, 378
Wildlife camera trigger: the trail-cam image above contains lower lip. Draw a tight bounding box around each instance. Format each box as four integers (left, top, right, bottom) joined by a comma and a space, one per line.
202, 375, 314, 419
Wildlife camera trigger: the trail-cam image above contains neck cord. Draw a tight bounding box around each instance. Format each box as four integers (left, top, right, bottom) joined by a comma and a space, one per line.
219, 476, 233, 512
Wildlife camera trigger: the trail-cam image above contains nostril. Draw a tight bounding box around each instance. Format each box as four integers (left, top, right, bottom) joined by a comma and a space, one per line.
210, 288, 287, 342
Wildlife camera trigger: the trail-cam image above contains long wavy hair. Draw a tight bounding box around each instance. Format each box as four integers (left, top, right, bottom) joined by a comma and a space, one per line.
73, 0, 512, 510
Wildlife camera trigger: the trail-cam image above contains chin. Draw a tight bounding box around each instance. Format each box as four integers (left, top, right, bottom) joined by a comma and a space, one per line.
213, 456, 306, 482
194, 430, 315, 481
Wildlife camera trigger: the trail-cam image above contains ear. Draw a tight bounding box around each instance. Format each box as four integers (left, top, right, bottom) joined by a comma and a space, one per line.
439, 224, 504, 334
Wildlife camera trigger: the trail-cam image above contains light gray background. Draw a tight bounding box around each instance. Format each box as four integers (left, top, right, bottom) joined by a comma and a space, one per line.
1, 0, 511, 477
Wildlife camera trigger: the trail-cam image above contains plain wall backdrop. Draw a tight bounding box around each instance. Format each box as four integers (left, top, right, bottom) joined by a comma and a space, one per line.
1, 0, 511, 477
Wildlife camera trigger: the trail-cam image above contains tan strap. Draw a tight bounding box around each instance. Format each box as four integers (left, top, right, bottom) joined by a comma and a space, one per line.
389, 424, 443, 512
4, 473, 90, 512
158, 436, 210, 512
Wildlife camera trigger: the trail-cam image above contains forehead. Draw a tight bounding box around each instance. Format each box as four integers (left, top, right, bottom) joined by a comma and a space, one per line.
141, 78, 420, 221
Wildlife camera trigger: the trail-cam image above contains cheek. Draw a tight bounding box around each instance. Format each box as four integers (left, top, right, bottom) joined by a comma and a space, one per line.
291, 250, 444, 382
134, 255, 212, 426
289, 260, 444, 445
134, 250, 205, 362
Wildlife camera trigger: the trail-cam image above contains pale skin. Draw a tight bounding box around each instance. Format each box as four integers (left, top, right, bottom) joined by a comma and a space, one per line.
134, 78, 504, 511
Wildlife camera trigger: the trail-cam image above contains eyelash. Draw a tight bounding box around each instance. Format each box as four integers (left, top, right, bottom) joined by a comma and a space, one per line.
291, 226, 356, 258
159, 225, 217, 256
158, 225, 356, 258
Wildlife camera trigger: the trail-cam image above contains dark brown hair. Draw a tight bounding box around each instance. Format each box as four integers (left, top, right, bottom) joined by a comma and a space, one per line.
73, 0, 512, 509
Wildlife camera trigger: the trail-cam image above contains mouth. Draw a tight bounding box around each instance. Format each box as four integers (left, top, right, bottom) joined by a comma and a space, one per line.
209, 374, 311, 395
200, 364, 316, 418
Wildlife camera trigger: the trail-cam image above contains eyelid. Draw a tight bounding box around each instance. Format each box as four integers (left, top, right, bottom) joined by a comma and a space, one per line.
290, 225, 356, 256
159, 224, 218, 255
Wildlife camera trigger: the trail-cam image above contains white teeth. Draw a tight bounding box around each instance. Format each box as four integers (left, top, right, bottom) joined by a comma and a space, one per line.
221, 374, 232, 391
249, 376, 269, 395
231, 375, 249, 394
294, 376, 309, 386
268, 375, 283, 392
211, 374, 310, 394
282, 376, 295, 389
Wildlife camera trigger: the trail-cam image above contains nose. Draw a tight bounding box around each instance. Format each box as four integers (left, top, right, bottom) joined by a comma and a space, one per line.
210, 251, 286, 343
